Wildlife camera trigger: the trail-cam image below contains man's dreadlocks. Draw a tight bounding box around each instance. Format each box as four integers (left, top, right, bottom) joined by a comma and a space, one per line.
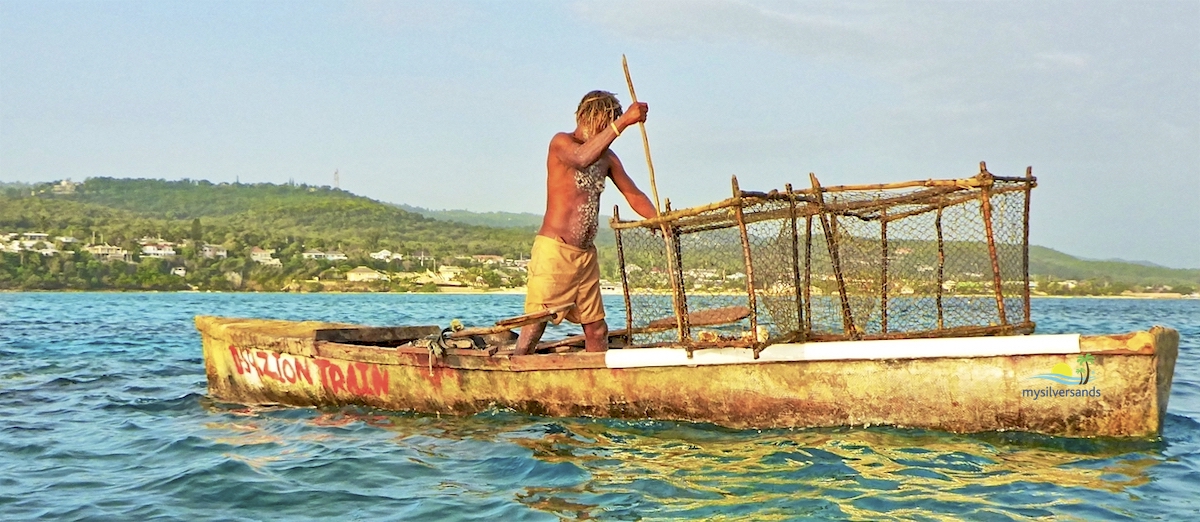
575, 90, 623, 140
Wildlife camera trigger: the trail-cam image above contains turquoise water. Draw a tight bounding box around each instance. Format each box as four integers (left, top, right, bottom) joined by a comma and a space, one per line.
1, 293, 1197, 521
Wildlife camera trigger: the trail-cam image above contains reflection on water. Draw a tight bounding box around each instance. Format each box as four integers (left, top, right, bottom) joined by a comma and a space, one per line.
195, 402, 1188, 520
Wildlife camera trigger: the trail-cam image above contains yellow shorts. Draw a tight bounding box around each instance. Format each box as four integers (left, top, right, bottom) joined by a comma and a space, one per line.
524, 235, 605, 325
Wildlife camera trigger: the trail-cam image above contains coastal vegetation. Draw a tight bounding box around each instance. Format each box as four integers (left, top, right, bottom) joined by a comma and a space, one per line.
0, 179, 532, 291
1, 179, 1196, 295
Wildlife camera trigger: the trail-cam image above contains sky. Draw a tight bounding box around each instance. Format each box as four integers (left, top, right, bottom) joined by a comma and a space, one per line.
1, 1, 1197, 268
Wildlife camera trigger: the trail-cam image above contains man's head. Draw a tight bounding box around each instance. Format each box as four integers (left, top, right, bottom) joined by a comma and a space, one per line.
575, 90, 623, 139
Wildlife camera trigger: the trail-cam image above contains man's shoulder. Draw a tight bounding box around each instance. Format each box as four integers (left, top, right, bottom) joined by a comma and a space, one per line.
549, 132, 577, 145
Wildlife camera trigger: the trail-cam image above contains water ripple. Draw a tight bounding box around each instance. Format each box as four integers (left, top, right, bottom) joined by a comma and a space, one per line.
0, 293, 1196, 520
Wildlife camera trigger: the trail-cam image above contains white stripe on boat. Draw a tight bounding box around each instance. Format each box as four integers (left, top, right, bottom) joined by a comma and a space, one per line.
604, 334, 1082, 369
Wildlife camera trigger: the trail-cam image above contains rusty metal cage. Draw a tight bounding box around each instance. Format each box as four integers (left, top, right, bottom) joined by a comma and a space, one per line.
611, 162, 1036, 356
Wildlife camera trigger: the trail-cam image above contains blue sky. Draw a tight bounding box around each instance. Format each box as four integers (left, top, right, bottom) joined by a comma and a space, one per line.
1, 1, 1197, 268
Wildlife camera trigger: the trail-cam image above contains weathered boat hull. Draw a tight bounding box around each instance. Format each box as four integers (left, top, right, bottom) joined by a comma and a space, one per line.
196, 316, 1178, 438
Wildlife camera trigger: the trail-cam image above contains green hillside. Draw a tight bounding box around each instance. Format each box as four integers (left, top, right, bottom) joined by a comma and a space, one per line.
0, 179, 535, 291
3, 178, 531, 257
1029, 245, 1199, 292
395, 204, 543, 230
0, 178, 1195, 295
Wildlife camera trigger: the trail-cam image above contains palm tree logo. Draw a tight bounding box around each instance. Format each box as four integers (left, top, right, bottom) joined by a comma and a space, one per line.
1075, 353, 1095, 385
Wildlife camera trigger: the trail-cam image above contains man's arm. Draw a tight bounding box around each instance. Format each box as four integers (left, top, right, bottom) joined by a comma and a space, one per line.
607, 153, 659, 219
552, 102, 648, 170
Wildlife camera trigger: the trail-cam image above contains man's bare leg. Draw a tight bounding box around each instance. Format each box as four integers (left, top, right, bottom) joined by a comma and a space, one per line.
583, 320, 608, 352
515, 322, 547, 356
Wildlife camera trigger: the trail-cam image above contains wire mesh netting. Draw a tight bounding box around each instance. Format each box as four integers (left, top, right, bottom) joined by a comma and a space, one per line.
612, 167, 1035, 351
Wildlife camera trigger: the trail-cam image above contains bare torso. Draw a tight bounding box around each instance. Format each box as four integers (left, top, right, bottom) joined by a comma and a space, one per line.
539, 137, 610, 249
515, 100, 653, 355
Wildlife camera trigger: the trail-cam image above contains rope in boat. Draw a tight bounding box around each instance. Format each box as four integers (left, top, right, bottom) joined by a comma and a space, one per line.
415, 328, 450, 375
415, 319, 466, 375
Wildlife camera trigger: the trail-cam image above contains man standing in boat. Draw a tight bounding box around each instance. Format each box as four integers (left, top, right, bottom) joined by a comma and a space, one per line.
514, 91, 659, 355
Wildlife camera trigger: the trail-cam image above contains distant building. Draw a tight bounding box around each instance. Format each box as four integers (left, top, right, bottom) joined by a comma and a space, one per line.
50, 180, 79, 194
346, 266, 388, 282
472, 254, 505, 265
171, 267, 187, 277
250, 247, 277, 264
437, 265, 466, 277
683, 268, 720, 280
201, 244, 228, 259
370, 249, 396, 261
138, 236, 173, 247
56, 236, 78, 244
325, 251, 348, 261
22, 232, 49, 241
302, 250, 325, 260
369, 249, 404, 262
142, 244, 176, 258
86, 244, 131, 262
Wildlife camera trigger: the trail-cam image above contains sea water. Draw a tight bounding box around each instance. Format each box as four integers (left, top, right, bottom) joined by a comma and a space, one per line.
0, 293, 1197, 520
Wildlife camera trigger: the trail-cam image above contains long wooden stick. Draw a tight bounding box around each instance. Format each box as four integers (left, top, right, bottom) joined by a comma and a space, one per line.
622, 54, 661, 213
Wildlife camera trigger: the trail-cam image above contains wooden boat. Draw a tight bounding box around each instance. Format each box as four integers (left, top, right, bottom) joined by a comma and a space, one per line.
196, 167, 1180, 438
195, 315, 1178, 438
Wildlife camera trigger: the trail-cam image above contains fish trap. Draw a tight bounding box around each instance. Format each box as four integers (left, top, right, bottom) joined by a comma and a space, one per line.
611, 162, 1036, 356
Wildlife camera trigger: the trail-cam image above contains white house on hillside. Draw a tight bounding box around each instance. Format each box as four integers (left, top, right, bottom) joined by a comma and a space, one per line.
142, 244, 176, 258
346, 266, 388, 282
138, 236, 174, 247
201, 244, 228, 259
86, 244, 131, 262
51, 180, 79, 194
250, 247, 278, 264
370, 249, 403, 261
472, 254, 505, 264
